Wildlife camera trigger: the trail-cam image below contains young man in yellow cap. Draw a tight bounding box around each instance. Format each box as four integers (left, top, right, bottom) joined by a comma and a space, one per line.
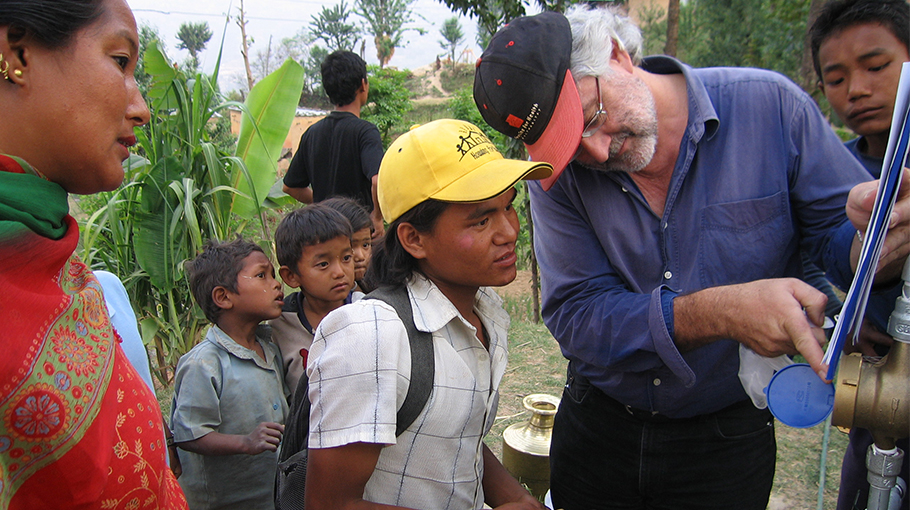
302, 119, 551, 510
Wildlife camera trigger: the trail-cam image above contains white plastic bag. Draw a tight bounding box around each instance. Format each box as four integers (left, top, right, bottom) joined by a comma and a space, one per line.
737, 344, 792, 409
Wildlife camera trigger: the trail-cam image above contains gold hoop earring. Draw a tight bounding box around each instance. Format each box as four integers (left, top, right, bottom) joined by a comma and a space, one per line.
0, 53, 9, 81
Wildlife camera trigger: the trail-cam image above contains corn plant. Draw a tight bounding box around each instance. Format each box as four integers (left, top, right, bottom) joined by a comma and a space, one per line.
79, 39, 303, 385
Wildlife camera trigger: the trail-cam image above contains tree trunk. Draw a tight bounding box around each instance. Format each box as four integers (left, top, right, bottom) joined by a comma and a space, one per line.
237, 0, 255, 93
664, 0, 680, 57
800, 0, 826, 95
525, 186, 541, 324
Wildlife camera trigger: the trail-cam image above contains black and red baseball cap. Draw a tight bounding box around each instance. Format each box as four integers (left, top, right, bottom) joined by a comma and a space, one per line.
473, 11, 582, 191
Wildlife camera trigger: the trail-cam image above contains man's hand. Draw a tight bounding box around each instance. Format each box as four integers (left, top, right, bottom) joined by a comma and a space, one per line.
846, 168, 910, 282
844, 317, 893, 357
243, 421, 284, 454
675, 278, 829, 379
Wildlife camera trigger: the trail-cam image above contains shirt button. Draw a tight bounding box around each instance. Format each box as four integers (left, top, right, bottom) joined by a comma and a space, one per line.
273, 404, 279, 410
621, 186, 628, 193
653, 378, 661, 386
662, 222, 668, 230
663, 270, 672, 280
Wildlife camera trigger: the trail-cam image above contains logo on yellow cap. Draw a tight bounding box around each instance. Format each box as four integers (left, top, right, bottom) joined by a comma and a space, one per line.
456, 127, 498, 161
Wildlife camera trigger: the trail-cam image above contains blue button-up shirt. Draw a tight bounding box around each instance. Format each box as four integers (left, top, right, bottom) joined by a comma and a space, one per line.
530, 56, 873, 418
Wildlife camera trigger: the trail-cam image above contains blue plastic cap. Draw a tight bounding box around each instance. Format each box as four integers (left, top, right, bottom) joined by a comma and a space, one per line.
764, 363, 834, 428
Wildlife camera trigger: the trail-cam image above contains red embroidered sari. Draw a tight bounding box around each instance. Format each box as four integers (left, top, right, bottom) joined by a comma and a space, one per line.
0, 155, 187, 509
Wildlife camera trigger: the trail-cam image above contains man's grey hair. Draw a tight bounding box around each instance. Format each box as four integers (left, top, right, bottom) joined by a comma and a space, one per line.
567, 4, 644, 80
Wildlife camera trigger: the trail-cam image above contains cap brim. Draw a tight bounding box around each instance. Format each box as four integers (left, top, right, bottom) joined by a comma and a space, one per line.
432, 158, 553, 204
525, 70, 582, 191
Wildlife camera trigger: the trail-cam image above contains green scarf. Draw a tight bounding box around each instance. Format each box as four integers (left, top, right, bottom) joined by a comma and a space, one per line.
0, 154, 68, 241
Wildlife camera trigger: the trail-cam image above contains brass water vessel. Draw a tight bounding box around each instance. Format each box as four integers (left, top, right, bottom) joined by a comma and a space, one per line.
502, 393, 561, 499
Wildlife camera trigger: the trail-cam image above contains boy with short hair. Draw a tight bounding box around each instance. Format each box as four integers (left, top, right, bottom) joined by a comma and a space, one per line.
322, 196, 375, 296
270, 203, 355, 396
810, 2, 910, 508
811, 0, 909, 175
171, 238, 289, 510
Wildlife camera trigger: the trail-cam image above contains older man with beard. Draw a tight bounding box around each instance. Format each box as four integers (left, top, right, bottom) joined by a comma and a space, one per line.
473, 5, 910, 510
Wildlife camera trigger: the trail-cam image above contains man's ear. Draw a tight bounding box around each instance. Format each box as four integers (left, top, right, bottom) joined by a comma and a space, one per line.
279, 266, 301, 289
609, 39, 635, 74
212, 286, 233, 311
397, 223, 428, 260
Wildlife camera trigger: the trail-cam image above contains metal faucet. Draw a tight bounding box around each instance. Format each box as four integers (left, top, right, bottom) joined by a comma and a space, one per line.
833, 257, 910, 510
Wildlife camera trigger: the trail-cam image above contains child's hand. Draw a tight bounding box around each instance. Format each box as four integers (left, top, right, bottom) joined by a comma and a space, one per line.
492, 494, 548, 510
243, 421, 285, 454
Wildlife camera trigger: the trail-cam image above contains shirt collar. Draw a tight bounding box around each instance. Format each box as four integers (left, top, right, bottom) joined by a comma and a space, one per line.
207, 324, 275, 370
406, 273, 508, 334
641, 55, 720, 142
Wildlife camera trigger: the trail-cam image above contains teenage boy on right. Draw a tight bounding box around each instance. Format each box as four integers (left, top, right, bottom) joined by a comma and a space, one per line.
270, 203, 355, 397
810, 1, 910, 508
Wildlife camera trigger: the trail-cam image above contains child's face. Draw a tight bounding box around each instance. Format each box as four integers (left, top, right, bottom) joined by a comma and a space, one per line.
228, 251, 285, 322
286, 235, 355, 305
818, 23, 910, 138
413, 188, 520, 291
351, 227, 373, 281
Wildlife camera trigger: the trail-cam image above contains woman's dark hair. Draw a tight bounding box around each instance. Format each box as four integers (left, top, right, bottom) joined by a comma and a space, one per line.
321, 196, 372, 233
0, 0, 105, 48
363, 199, 449, 290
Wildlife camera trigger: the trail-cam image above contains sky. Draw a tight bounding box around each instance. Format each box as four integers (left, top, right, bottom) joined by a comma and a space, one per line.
128, 0, 484, 92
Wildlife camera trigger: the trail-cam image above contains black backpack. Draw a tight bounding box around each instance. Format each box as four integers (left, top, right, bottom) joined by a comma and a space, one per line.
274, 285, 435, 510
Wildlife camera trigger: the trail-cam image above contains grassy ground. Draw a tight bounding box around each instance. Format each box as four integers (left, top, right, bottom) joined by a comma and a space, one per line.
491, 292, 850, 509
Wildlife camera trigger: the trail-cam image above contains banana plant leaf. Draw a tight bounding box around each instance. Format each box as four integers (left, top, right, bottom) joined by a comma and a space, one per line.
232, 58, 304, 219
135, 156, 185, 291
142, 40, 179, 114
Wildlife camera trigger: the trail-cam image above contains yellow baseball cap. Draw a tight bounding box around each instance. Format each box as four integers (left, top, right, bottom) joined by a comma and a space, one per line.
378, 119, 554, 223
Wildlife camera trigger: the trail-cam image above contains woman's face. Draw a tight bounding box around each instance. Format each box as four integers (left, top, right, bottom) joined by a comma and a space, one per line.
14, 0, 149, 194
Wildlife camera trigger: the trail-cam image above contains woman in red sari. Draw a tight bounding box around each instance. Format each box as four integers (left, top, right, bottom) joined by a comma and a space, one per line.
0, 0, 187, 508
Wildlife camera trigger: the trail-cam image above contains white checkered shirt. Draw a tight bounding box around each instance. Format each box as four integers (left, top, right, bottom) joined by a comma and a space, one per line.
307, 273, 510, 509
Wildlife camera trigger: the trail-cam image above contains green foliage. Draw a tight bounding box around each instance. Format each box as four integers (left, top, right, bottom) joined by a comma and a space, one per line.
439, 17, 465, 70
78, 41, 303, 383
136, 24, 161, 97
176, 21, 213, 71
304, 45, 331, 99
355, 0, 425, 67
440, 0, 574, 45
362, 65, 413, 145
233, 59, 306, 219
311, 0, 361, 52
638, 0, 812, 87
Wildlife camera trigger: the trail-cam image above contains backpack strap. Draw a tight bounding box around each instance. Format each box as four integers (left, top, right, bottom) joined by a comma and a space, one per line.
364, 285, 435, 436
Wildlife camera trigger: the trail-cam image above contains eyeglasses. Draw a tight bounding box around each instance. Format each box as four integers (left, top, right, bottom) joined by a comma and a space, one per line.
581, 77, 607, 138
